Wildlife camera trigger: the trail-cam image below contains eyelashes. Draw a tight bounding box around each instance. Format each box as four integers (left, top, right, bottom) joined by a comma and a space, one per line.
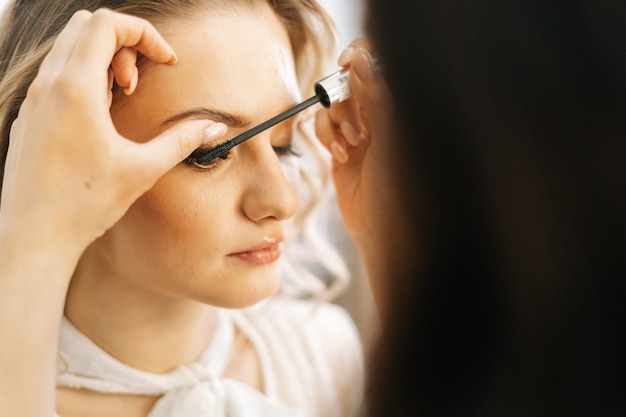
272, 144, 300, 158
183, 146, 230, 169
184, 142, 300, 170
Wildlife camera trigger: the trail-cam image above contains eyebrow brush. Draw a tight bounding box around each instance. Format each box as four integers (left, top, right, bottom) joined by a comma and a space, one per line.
195, 64, 363, 165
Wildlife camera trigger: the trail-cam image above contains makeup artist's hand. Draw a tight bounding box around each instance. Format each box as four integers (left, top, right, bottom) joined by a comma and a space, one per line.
315, 40, 401, 313
0, 9, 227, 258
315, 41, 398, 250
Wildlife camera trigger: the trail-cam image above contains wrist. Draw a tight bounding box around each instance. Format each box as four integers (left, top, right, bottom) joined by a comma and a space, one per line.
0, 218, 82, 294
0, 218, 75, 417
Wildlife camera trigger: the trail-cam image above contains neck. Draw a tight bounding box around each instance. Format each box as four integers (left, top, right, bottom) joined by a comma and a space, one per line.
64, 248, 217, 374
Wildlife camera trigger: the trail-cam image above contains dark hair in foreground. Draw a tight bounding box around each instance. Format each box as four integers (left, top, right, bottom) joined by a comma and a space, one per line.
364, 1, 626, 416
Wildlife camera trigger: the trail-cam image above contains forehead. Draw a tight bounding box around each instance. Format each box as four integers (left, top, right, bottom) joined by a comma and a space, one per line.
130, 5, 300, 122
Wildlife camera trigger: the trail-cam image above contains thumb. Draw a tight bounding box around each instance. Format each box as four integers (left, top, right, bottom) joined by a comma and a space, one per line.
136, 120, 228, 175
349, 48, 395, 161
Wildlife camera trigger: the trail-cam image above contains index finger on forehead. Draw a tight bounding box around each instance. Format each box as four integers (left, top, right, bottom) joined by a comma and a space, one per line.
67, 9, 175, 75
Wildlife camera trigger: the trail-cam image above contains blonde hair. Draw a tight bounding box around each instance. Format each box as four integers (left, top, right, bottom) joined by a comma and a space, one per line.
0, 0, 350, 299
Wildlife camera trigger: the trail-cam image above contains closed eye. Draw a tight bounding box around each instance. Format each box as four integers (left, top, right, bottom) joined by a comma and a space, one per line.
273, 143, 300, 157
183, 137, 300, 170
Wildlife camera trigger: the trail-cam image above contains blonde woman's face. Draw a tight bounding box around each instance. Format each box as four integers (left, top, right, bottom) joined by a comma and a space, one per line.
88, 6, 302, 308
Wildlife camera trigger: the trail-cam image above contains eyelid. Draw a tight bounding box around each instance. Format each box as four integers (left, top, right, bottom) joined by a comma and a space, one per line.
273, 143, 301, 157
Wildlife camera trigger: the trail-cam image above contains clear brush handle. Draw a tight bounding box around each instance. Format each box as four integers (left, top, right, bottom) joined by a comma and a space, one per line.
314, 54, 380, 108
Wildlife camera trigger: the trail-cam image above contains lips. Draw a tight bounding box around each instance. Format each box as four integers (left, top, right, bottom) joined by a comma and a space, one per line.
227, 235, 284, 265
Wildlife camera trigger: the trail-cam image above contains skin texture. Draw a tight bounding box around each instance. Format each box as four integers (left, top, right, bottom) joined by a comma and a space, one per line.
57, 5, 302, 415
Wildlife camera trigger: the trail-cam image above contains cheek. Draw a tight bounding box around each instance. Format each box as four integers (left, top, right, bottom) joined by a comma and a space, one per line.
118, 173, 229, 253
102, 176, 232, 280
135, 176, 232, 240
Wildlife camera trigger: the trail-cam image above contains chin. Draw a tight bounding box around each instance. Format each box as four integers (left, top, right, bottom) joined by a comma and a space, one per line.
198, 274, 282, 309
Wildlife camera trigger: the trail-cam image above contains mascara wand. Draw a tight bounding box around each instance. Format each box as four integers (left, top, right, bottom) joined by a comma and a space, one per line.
196, 95, 321, 164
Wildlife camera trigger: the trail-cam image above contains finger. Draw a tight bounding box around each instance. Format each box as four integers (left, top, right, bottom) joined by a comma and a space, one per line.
349, 48, 392, 134
338, 38, 374, 67
327, 98, 366, 146
67, 9, 176, 78
107, 67, 114, 107
110, 46, 138, 94
339, 119, 365, 147
315, 108, 341, 149
37, 10, 92, 76
315, 109, 350, 163
348, 48, 396, 170
131, 121, 228, 180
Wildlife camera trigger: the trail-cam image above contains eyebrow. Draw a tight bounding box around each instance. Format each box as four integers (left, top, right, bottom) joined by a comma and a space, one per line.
161, 107, 252, 129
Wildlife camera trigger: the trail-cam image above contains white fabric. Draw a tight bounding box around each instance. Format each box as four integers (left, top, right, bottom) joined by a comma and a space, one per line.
55, 297, 364, 417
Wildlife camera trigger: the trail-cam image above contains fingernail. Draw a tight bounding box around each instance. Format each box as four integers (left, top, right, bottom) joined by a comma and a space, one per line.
340, 121, 361, 146
330, 140, 349, 163
167, 52, 178, 65
203, 122, 227, 140
123, 67, 138, 95
354, 48, 376, 81
338, 47, 355, 67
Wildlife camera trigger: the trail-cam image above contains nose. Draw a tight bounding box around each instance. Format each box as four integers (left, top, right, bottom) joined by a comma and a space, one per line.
240, 140, 298, 223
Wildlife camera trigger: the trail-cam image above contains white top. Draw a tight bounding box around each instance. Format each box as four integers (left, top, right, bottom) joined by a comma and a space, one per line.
55, 296, 364, 417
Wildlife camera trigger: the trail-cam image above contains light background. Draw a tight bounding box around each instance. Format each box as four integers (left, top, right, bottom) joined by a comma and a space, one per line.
319, 0, 367, 52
